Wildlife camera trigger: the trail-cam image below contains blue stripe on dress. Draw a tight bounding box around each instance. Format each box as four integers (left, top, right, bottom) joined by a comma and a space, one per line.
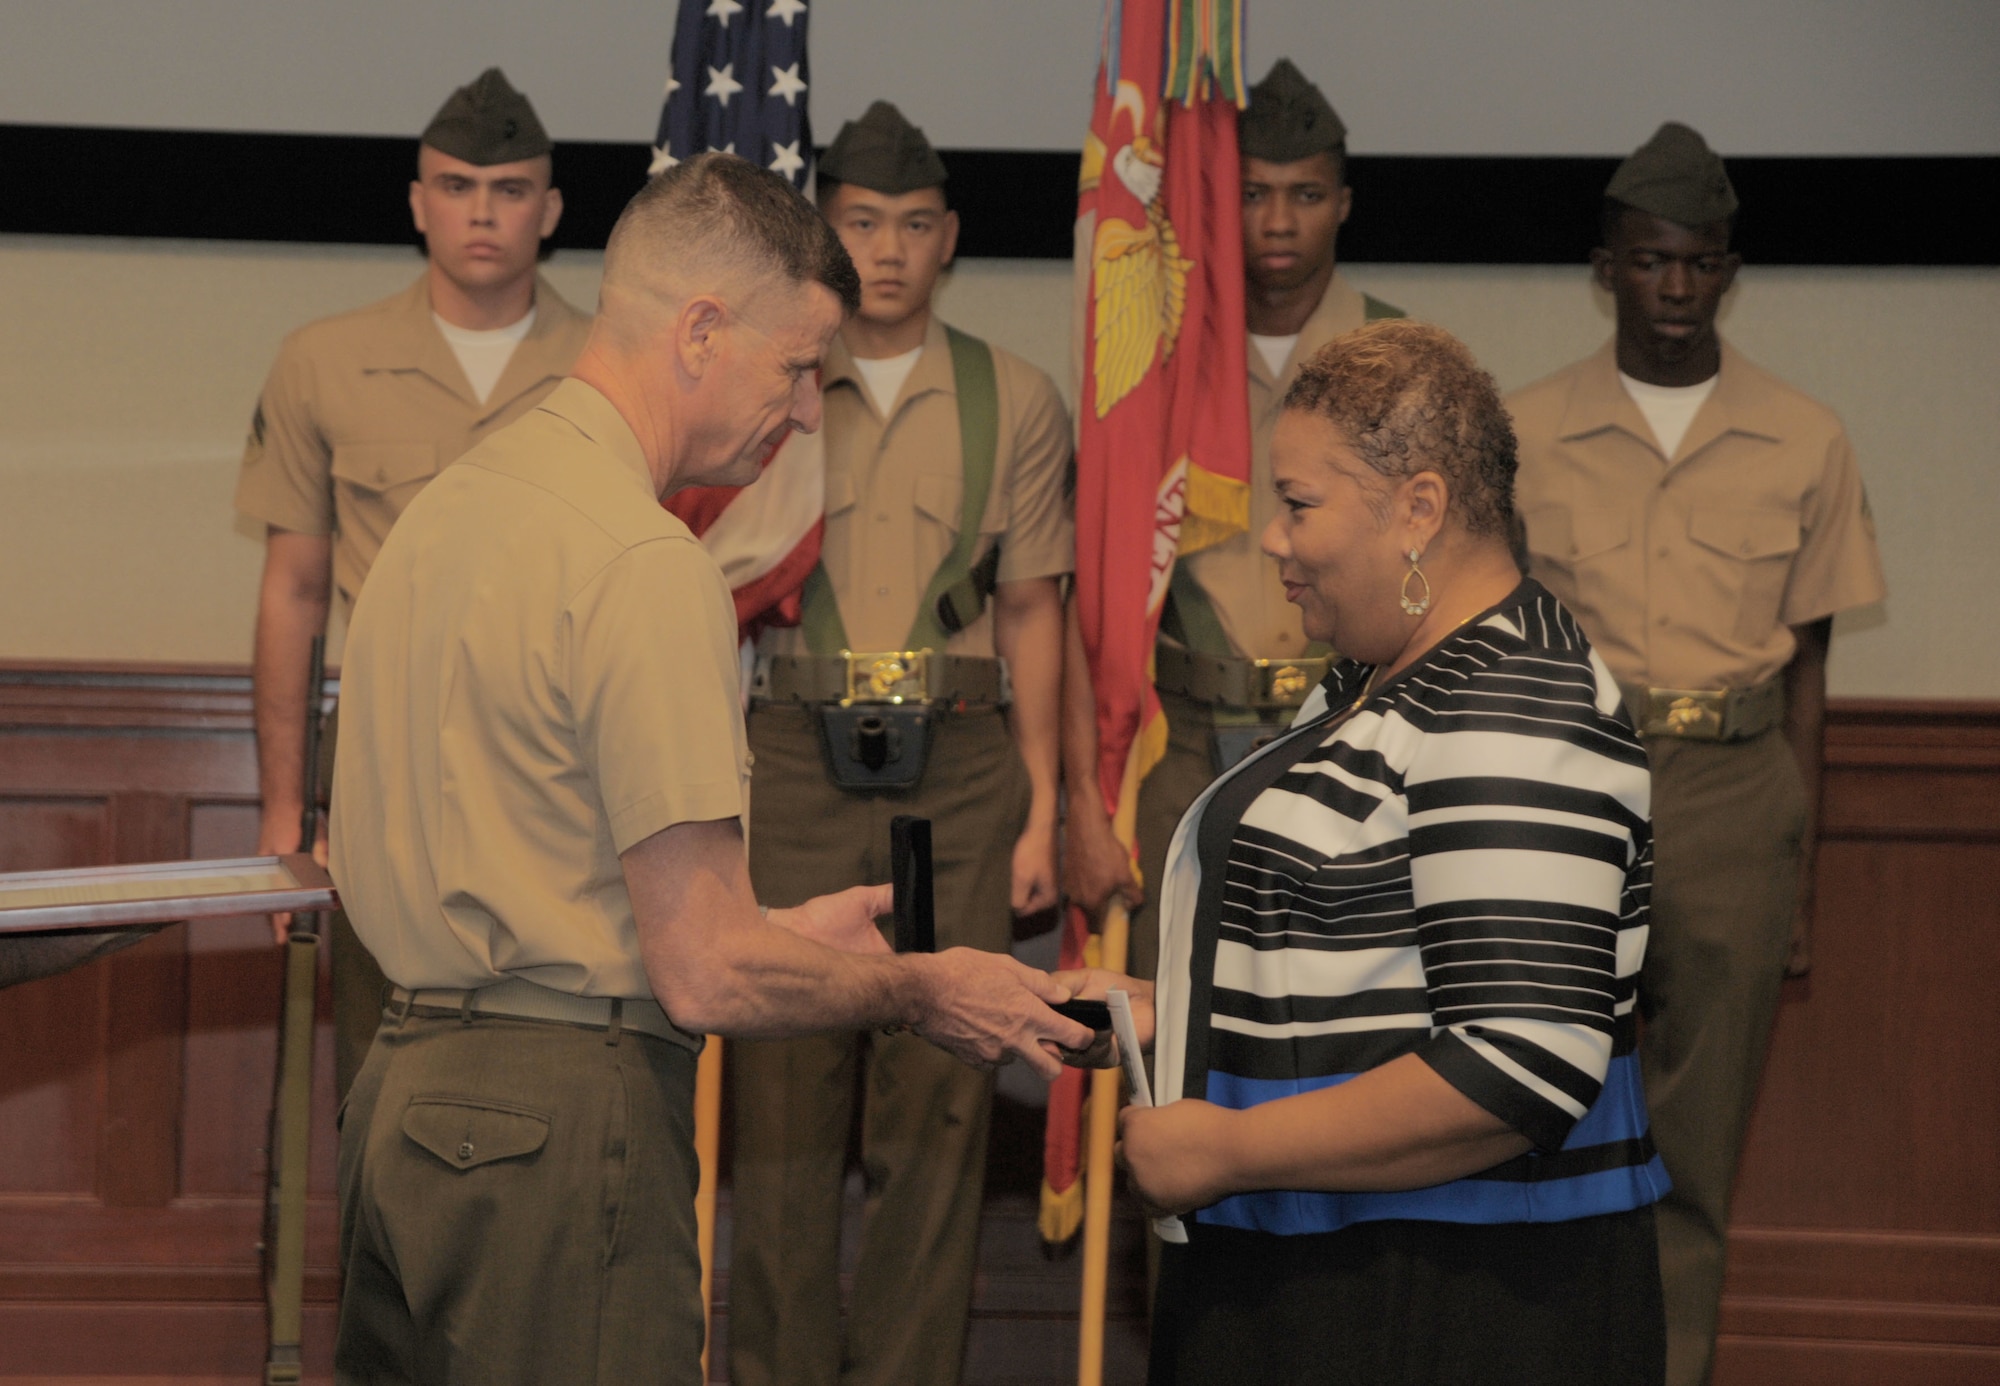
1199, 1055, 1667, 1234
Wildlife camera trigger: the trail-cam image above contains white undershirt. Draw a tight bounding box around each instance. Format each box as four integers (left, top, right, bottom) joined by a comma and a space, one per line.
1619, 370, 1717, 460
851, 345, 924, 415
434, 307, 536, 405
1249, 332, 1300, 380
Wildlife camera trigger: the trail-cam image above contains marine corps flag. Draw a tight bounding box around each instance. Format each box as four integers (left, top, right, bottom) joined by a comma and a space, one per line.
1040, 0, 1251, 1258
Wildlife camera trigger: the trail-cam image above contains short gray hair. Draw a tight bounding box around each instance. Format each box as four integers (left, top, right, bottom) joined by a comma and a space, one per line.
604, 152, 860, 315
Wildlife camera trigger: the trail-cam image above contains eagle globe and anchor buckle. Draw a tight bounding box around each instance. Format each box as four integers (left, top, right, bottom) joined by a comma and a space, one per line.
817, 650, 940, 791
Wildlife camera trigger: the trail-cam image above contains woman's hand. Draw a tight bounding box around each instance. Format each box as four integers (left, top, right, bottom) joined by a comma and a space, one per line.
1050, 968, 1155, 1051
1117, 1099, 1240, 1215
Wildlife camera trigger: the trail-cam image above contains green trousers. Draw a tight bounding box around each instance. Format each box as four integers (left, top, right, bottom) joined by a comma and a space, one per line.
1639, 730, 1805, 1386
729, 705, 1029, 1386
336, 1010, 705, 1385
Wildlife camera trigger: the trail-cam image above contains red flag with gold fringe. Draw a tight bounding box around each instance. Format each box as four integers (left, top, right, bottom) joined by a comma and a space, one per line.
1040, 0, 1250, 1248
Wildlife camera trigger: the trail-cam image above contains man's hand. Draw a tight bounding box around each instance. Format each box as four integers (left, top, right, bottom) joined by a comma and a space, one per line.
1062, 797, 1144, 917
1011, 818, 1060, 917
1118, 1099, 1240, 1215
1786, 870, 1816, 977
909, 948, 1093, 1080
769, 884, 894, 955
258, 812, 326, 945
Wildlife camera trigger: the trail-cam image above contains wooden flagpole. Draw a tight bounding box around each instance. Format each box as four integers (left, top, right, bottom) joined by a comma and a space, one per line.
694, 1036, 725, 1379
1077, 900, 1132, 1386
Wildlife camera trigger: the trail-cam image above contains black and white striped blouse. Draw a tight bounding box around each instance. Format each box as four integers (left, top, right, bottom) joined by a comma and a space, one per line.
1151, 580, 1668, 1233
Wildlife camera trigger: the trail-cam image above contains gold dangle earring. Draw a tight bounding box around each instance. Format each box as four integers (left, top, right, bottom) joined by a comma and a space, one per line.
1399, 547, 1432, 616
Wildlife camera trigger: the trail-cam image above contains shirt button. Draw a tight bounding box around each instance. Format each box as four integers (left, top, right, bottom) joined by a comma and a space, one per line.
457, 1141, 474, 1161
1740, 540, 1754, 554
876, 512, 890, 522
1657, 547, 1670, 558
1657, 615, 1670, 626
877, 586, 890, 597
374, 467, 387, 484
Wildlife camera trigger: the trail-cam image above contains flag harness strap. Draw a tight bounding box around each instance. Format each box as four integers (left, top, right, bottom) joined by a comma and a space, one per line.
798, 327, 1001, 657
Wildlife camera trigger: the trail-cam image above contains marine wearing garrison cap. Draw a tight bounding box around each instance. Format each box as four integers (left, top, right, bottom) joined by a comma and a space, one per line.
732, 97, 1073, 1386
1239, 57, 1347, 164
1606, 120, 1739, 228
420, 66, 552, 167
1509, 118, 1886, 1386
234, 65, 586, 1116
817, 99, 949, 194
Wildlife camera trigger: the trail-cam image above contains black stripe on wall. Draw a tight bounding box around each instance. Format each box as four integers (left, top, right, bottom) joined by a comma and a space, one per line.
3, 124, 1994, 265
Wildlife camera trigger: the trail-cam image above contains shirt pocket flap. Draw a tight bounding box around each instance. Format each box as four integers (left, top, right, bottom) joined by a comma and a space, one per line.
1572, 507, 1631, 561
823, 469, 858, 517
914, 473, 965, 533
401, 1095, 550, 1171
332, 442, 439, 494
1688, 507, 1801, 562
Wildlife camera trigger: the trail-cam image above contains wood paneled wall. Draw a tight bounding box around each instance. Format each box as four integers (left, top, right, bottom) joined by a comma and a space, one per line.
0, 666, 1994, 1381
1717, 702, 2000, 1384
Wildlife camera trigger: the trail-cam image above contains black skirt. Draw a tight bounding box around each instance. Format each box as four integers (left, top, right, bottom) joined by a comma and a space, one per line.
1149, 1206, 1665, 1386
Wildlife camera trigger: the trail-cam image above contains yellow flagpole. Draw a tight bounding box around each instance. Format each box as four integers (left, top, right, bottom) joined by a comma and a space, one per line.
694, 1035, 725, 1380
1076, 900, 1131, 1386
1077, 630, 1167, 1384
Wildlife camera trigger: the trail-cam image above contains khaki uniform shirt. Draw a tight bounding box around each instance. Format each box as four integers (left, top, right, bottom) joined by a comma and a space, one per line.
330, 380, 751, 999
234, 273, 592, 613
1180, 270, 1383, 658
760, 316, 1074, 659
1508, 342, 1886, 690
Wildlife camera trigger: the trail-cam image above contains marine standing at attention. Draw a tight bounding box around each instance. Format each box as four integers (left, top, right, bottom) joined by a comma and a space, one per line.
1063, 59, 1404, 986
727, 103, 1074, 1386
1506, 122, 1886, 1386
233, 68, 590, 1099
328, 152, 1094, 1386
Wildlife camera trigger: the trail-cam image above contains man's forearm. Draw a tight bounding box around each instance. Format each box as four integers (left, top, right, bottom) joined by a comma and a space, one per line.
1059, 596, 1107, 814
1784, 619, 1832, 822
995, 577, 1065, 823
627, 818, 920, 1036
251, 534, 333, 847
1781, 618, 1833, 972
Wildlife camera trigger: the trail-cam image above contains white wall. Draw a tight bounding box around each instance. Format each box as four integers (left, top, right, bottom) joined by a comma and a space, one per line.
0, 233, 1992, 697
4, 0, 1996, 154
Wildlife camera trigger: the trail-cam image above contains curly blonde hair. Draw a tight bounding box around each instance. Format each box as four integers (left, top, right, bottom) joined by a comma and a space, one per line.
1282, 320, 1517, 538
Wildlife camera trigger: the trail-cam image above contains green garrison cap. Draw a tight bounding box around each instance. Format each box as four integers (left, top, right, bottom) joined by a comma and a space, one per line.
421, 68, 551, 166
1240, 59, 1347, 164
819, 100, 948, 194
1606, 121, 1738, 227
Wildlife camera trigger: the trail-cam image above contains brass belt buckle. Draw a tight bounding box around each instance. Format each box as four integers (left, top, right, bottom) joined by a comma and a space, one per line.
1644, 687, 1726, 740
842, 649, 933, 706
1251, 656, 1330, 709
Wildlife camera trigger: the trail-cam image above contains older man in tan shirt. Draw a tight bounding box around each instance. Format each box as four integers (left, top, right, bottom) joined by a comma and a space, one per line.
329, 154, 1092, 1386
1508, 123, 1885, 1386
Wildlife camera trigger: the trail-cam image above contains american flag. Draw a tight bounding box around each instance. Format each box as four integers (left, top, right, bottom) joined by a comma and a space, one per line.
651, 0, 813, 188
652, 0, 825, 642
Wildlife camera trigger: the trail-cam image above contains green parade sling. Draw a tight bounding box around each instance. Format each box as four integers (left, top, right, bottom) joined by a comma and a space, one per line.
799, 326, 1000, 656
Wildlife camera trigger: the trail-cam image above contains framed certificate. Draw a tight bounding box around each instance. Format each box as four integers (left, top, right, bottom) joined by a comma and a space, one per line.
0, 854, 336, 934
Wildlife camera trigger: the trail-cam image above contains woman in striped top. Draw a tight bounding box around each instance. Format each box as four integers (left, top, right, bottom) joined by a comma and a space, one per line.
1107, 323, 1667, 1384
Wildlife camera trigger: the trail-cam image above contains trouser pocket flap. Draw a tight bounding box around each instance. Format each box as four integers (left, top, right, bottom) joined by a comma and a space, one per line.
402, 1095, 551, 1170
